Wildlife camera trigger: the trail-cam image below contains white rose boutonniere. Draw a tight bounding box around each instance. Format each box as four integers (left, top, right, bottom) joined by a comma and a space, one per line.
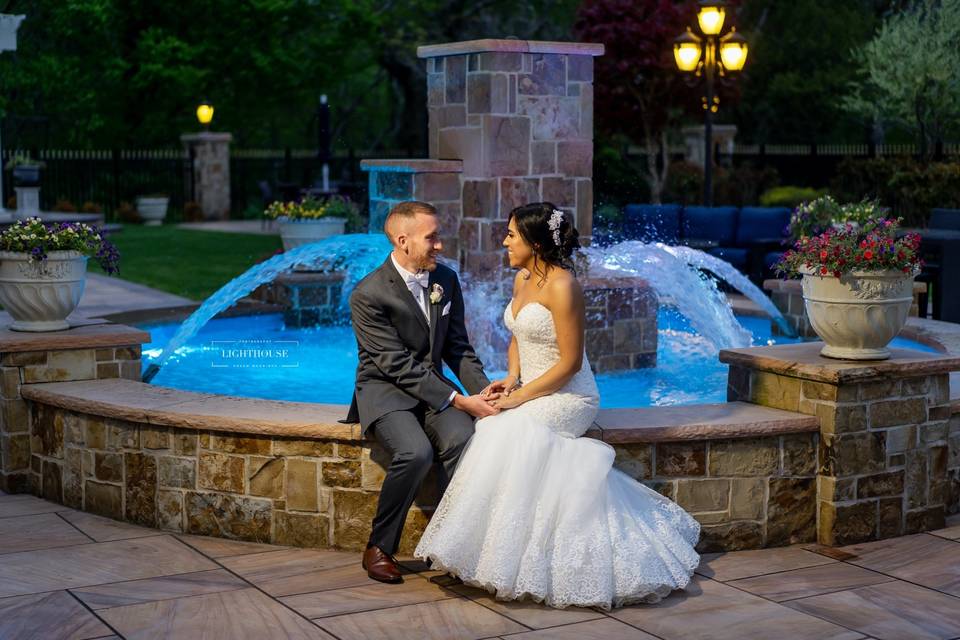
429, 283, 444, 304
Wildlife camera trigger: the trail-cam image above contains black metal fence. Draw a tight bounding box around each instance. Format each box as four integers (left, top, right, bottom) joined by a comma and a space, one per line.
0, 147, 410, 222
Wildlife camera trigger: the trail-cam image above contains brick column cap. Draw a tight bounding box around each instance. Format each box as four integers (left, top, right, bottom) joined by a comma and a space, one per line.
417, 39, 604, 58
0, 320, 150, 353
720, 342, 960, 385
180, 132, 233, 144
360, 159, 463, 174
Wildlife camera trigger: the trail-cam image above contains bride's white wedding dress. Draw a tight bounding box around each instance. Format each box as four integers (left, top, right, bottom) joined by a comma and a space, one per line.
415, 301, 701, 609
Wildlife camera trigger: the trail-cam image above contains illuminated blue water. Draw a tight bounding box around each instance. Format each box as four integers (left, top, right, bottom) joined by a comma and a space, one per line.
141, 310, 936, 409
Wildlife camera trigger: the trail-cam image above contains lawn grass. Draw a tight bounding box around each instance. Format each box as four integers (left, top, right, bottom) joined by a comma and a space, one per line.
91, 224, 283, 301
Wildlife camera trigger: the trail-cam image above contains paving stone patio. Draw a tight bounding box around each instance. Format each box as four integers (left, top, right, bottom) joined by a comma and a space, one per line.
1, 490, 958, 640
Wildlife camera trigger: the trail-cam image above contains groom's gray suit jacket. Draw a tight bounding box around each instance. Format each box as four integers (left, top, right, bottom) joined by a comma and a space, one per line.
345, 256, 490, 434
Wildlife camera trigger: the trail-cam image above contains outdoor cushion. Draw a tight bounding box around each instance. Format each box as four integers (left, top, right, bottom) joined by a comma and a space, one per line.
929, 208, 960, 231
735, 207, 791, 244
623, 204, 682, 244
708, 246, 748, 268
681, 206, 739, 244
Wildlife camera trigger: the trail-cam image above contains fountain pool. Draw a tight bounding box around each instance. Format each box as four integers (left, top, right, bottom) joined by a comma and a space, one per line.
140, 309, 936, 409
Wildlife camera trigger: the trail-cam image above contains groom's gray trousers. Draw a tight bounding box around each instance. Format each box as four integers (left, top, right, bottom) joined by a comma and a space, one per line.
368, 403, 474, 555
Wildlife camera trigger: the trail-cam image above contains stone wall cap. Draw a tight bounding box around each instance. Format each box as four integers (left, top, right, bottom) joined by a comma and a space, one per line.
594, 401, 818, 443
20, 379, 361, 440
0, 319, 150, 353
180, 132, 233, 143
417, 39, 604, 58
360, 159, 463, 173
720, 341, 960, 384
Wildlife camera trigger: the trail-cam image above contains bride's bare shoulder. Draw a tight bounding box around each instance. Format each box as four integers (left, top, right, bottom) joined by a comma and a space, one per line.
544, 270, 583, 307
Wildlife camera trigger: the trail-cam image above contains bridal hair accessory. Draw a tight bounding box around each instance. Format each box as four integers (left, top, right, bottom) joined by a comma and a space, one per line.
547, 209, 564, 246
429, 283, 444, 304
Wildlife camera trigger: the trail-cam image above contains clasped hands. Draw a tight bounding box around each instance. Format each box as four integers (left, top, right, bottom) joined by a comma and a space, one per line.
452, 375, 522, 418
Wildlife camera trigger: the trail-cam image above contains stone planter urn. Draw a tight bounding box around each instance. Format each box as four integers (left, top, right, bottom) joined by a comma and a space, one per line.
800, 268, 916, 360
0, 250, 87, 331
278, 217, 347, 251
136, 196, 169, 226
12, 165, 40, 187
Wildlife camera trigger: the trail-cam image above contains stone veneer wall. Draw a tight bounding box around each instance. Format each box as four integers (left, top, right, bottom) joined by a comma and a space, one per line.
724, 344, 960, 545
420, 40, 603, 279
616, 432, 819, 552
362, 159, 464, 262
764, 279, 926, 338
24, 400, 817, 554
0, 344, 142, 493
584, 279, 658, 371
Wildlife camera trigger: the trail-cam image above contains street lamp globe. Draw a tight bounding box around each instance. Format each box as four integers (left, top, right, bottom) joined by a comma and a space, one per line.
697, 0, 726, 36
673, 31, 702, 72
719, 29, 748, 71
196, 103, 214, 128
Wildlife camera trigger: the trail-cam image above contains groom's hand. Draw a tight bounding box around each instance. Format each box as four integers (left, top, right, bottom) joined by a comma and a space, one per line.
452, 392, 500, 418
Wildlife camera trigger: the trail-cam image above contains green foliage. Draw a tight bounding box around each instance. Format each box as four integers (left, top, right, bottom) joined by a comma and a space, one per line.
0, 0, 579, 150
831, 157, 960, 226
733, 0, 879, 143
842, 0, 960, 156
663, 162, 780, 206
663, 162, 703, 205
760, 186, 827, 208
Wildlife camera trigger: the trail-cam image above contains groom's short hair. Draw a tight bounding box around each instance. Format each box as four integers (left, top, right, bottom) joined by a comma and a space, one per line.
385, 201, 437, 243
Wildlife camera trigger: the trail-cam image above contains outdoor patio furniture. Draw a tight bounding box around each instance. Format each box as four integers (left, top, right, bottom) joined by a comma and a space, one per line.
929, 208, 960, 231
623, 204, 682, 243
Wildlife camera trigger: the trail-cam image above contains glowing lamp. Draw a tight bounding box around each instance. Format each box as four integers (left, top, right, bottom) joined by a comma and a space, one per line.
196, 103, 214, 127
673, 32, 702, 72
697, 0, 726, 36
720, 30, 748, 71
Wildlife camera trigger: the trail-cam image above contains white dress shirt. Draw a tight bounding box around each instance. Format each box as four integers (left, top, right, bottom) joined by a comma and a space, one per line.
390, 253, 457, 409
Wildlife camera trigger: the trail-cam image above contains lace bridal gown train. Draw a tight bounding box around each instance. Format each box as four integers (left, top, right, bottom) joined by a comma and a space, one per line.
415, 301, 701, 610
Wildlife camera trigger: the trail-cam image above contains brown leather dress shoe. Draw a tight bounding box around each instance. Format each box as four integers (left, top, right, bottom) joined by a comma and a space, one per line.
362, 545, 403, 584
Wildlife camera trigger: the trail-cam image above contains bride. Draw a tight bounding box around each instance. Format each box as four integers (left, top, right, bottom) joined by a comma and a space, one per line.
415, 202, 701, 610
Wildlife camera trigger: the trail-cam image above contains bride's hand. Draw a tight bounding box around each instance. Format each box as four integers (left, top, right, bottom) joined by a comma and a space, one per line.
481, 376, 519, 399
491, 391, 523, 410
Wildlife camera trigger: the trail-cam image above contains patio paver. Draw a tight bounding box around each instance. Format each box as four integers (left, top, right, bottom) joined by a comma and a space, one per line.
0, 501, 956, 639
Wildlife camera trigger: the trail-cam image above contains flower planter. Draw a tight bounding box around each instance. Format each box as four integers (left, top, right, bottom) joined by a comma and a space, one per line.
800, 268, 915, 360
0, 250, 87, 331
278, 217, 347, 251
136, 196, 169, 226
11, 165, 40, 187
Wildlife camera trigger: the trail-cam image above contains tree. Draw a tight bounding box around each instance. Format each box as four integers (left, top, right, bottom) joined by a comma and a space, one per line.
731, 0, 879, 144
574, 0, 700, 204
842, 0, 960, 160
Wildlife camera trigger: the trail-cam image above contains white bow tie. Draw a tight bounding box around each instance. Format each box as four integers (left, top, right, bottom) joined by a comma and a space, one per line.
404, 271, 429, 289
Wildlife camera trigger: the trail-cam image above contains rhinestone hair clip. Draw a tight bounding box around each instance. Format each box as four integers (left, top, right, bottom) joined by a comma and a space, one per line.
547, 209, 564, 246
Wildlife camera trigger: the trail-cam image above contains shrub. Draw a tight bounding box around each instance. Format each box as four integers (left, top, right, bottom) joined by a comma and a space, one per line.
831, 158, 960, 227
52, 198, 77, 212
81, 201, 103, 213
663, 162, 703, 205
183, 201, 204, 222
115, 201, 139, 223
714, 163, 780, 207
760, 186, 827, 208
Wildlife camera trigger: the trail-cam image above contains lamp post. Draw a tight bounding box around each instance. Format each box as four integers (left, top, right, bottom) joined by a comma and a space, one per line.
673, 0, 748, 206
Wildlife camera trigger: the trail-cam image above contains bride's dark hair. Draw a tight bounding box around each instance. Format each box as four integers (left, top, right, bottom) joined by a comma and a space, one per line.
508, 202, 580, 279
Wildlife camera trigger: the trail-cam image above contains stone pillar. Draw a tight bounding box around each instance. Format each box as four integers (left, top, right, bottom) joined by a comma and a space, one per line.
683, 124, 737, 167
721, 343, 960, 546
416, 39, 603, 278
361, 159, 463, 262
180, 132, 233, 220
14, 186, 40, 219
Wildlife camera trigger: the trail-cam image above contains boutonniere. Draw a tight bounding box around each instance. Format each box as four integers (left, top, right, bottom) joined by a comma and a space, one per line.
429, 283, 444, 304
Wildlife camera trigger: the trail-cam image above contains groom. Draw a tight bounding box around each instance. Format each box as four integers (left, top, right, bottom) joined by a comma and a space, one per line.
346, 200, 497, 583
